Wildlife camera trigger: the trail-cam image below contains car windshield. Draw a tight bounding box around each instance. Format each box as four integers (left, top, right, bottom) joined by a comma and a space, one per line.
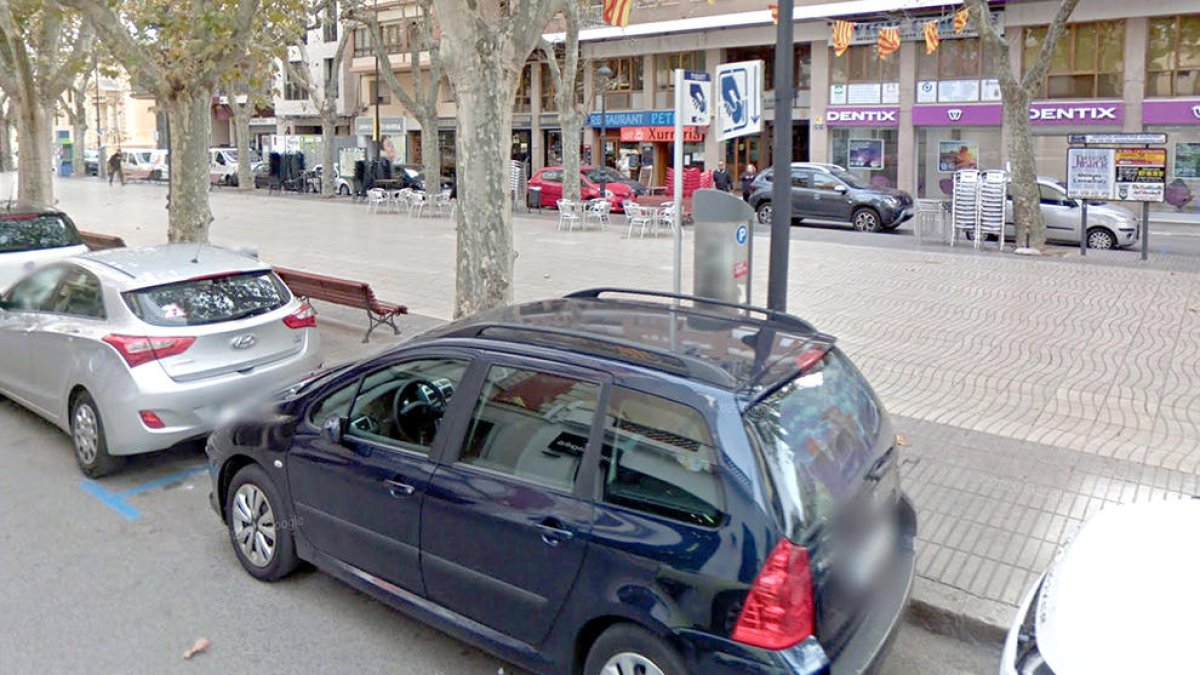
744, 349, 883, 529
585, 167, 623, 183
0, 214, 83, 253
830, 169, 868, 189
123, 270, 289, 327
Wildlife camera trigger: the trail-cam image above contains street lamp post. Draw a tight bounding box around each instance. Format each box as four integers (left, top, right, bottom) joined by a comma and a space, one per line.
374, 52, 382, 161
597, 64, 612, 200
94, 59, 105, 180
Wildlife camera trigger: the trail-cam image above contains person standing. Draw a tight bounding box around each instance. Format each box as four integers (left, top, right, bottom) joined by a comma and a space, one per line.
107, 152, 124, 186
712, 160, 733, 192
740, 163, 757, 202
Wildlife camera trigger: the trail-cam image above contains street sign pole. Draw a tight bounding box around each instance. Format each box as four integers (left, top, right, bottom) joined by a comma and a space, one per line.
1142, 201, 1150, 261
1079, 202, 1088, 256
673, 68, 684, 296
767, 0, 794, 312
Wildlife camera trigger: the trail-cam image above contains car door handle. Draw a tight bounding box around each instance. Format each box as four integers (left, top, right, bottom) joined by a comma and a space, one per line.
384, 478, 415, 498
535, 518, 574, 547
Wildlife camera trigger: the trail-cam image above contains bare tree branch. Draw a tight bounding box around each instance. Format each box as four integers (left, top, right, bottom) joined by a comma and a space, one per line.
1019, 0, 1082, 93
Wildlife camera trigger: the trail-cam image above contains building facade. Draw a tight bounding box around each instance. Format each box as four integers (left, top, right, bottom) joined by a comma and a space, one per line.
352, 0, 1200, 219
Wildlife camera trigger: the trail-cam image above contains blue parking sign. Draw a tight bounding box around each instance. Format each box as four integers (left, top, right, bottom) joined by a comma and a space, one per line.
736, 224, 749, 246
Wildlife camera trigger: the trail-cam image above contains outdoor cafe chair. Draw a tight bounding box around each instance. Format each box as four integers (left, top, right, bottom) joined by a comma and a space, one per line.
366, 188, 389, 214
557, 200, 582, 232
585, 199, 611, 230
625, 204, 654, 238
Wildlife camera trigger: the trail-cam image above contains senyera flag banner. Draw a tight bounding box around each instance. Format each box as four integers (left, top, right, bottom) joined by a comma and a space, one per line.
602, 0, 632, 28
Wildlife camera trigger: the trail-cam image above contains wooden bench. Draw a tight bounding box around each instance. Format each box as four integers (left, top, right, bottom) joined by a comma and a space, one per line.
274, 267, 408, 343
79, 231, 127, 251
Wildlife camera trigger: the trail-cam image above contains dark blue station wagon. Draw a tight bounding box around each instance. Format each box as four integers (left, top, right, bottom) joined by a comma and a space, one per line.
207, 289, 916, 675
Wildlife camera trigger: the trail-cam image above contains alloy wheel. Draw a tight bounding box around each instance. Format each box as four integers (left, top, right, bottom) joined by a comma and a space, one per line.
232, 484, 277, 568
757, 204, 772, 225
601, 652, 665, 675
853, 210, 880, 231
1087, 229, 1115, 250
72, 404, 99, 465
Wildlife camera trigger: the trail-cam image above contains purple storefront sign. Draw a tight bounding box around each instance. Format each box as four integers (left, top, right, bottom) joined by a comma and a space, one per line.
911, 101, 1125, 126
825, 107, 900, 127
1143, 99, 1200, 125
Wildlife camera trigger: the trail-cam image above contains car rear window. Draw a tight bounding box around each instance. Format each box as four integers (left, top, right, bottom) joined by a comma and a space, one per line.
123, 270, 290, 327
0, 214, 82, 253
744, 349, 882, 528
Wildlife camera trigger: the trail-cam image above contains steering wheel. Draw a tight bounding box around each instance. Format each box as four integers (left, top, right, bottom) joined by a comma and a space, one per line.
392, 378, 449, 446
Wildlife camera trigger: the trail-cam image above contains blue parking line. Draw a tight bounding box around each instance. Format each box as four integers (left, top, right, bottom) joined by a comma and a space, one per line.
80, 465, 207, 521
79, 481, 143, 521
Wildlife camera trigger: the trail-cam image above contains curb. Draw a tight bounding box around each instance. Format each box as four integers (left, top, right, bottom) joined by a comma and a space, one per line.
905, 577, 1010, 646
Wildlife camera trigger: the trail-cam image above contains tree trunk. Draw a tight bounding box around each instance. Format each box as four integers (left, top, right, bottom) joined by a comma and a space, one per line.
452, 68, 516, 317
165, 93, 214, 243
1002, 88, 1045, 250
420, 111, 440, 194
0, 106, 13, 172
71, 96, 87, 177
14, 98, 53, 204
321, 113, 336, 197
562, 108, 581, 201
233, 104, 254, 191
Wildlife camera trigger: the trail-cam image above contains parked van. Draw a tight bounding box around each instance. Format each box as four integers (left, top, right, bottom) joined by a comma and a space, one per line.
121, 149, 169, 182
209, 148, 239, 186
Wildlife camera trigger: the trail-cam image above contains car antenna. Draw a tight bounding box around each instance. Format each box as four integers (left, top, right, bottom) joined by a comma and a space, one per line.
191, 243, 202, 264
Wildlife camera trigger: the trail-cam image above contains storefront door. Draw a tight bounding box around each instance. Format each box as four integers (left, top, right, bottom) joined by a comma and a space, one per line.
727, 134, 764, 182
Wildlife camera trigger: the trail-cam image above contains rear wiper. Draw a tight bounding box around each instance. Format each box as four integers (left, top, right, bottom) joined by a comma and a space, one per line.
226, 306, 273, 322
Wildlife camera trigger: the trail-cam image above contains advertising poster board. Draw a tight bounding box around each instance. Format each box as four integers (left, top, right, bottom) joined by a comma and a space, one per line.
1066, 148, 1115, 200
847, 138, 884, 170
938, 141, 979, 172
1114, 148, 1166, 202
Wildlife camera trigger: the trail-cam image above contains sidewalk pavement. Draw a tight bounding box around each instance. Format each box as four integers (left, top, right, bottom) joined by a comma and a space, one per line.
54, 176, 1200, 640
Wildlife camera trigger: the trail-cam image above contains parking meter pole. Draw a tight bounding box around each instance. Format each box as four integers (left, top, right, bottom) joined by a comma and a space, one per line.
1080, 202, 1087, 256
746, 222, 754, 306
767, 0, 794, 312
673, 68, 684, 296
1142, 201, 1150, 261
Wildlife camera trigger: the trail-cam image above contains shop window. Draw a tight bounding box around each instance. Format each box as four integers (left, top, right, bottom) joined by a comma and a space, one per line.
364, 77, 390, 105
1023, 21, 1124, 99
830, 45, 899, 86
598, 57, 643, 109
1147, 15, 1200, 97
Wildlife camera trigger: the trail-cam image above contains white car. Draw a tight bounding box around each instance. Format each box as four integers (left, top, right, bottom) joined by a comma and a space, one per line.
1002, 499, 1200, 674
312, 164, 353, 196
0, 205, 89, 291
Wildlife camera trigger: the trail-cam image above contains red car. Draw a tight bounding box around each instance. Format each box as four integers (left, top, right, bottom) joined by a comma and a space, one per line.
529, 165, 637, 212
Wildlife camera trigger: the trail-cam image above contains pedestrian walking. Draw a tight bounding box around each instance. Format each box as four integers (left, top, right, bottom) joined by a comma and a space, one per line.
107, 152, 124, 185
740, 163, 757, 202
712, 160, 733, 192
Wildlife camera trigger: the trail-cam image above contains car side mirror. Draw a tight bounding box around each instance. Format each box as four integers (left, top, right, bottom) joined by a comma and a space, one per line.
832, 184, 848, 194
1066, 199, 1080, 208
321, 414, 347, 445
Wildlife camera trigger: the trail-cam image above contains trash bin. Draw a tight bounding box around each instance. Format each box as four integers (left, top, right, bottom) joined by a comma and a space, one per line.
692, 189, 755, 306
58, 161, 73, 178
528, 186, 542, 210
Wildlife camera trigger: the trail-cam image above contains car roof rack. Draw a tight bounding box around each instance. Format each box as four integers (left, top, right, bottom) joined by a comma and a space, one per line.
564, 287, 815, 333
461, 321, 740, 388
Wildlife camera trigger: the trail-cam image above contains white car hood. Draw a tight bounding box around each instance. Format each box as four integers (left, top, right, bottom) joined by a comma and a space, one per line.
1087, 202, 1137, 224
1037, 499, 1200, 675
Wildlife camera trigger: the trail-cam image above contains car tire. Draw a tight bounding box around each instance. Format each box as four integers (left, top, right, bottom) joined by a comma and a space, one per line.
584, 624, 688, 675
149, 169, 161, 181
852, 207, 882, 232
1086, 227, 1116, 250
226, 463, 299, 582
755, 201, 772, 225
339, 184, 350, 196
71, 390, 122, 478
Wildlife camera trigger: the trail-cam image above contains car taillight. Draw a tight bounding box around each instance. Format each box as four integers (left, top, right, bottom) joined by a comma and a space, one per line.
731, 539, 815, 651
139, 410, 165, 429
102, 334, 196, 368
283, 301, 317, 329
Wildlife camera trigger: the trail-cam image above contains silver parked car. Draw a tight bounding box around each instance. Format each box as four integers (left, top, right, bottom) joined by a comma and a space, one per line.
0, 204, 89, 291
989, 177, 1140, 249
0, 245, 323, 477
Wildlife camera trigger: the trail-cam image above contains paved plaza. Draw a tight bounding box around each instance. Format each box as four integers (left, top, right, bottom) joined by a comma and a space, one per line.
45, 176, 1200, 633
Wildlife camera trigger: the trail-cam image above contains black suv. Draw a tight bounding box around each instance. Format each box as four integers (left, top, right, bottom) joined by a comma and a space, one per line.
207, 288, 916, 675
749, 163, 914, 232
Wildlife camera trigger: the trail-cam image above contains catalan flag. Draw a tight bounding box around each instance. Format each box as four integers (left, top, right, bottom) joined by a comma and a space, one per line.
602, 0, 631, 28
877, 26, 900, 59
953, 8, 970, 33
832, 20, 855, 57
769, 4, 778, 25
923, 20, 940, 54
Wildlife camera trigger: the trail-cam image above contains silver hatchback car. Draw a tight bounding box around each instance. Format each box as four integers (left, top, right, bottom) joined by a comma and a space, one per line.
0, 245, 323, 477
